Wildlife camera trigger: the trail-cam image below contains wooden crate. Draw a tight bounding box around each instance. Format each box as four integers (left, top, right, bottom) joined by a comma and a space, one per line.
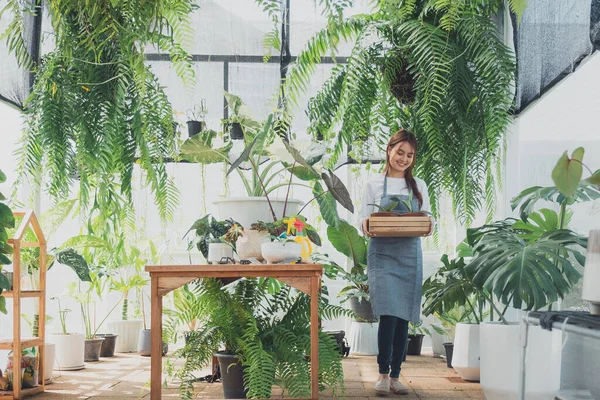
368, 212, 431, 237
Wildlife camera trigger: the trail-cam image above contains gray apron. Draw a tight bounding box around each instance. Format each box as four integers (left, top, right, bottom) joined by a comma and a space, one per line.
367, 175, 423, 323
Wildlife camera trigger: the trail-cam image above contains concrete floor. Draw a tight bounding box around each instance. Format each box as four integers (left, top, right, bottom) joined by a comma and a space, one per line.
31, 351, 483, 399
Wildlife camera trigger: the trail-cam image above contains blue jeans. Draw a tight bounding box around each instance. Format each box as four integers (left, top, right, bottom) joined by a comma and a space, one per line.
377, 315, 408, 378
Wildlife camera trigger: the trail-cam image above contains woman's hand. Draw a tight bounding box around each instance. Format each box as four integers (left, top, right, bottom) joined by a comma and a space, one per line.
362, 219, 373, 237
425, 217, 434, 237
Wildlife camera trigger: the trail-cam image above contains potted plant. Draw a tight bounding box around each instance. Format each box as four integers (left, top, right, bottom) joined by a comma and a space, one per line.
106, 272, 148, 353
185, 215, 241, 262
0, 169, 15, 314
169, 277, 348, 399
465, 148, 596, 399
186, 99, 208, 137
367, 192, 432, 237
406, 320, 430, 356
259, 216, 320, 263
164, 283, 207, 345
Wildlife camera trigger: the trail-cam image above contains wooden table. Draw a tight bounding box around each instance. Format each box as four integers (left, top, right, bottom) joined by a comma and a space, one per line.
145, 263, 323, 400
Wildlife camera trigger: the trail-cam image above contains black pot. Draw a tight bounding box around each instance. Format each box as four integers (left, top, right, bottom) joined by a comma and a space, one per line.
187, 120, 204, 137
325, 330, 350, 357
96, 334, 118, 357
229, 122, 244, 140
349, 297, 377, 322
215, 352, 247, 399
138, 329, 168, 357
443, 342, 454, 368
84, 337, 105, 362
407, 334, 424, 356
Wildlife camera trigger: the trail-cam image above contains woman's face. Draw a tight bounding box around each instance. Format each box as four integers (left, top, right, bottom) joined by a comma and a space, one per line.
387, 141, 415, 176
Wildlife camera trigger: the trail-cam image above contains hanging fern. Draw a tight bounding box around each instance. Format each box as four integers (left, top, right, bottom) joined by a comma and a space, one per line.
3, 0, 195, 221
275, 0, 525, 224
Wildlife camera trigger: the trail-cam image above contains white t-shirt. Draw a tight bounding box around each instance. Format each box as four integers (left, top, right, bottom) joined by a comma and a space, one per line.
357, 175, 434, 234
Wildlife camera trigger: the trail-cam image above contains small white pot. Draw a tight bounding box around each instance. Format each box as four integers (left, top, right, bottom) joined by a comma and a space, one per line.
452, 323, 480, 381
106, 320, 144, 352
207, 242, 234, 264
261, 241, 302, 264
582, 230, 600, 314
47, 333, 85, 371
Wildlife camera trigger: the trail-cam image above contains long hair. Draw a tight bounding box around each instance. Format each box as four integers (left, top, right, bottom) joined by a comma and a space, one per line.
383, 129, 423, 208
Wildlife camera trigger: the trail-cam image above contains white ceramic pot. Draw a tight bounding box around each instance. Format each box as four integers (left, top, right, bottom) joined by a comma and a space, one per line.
261, 241, 302, 264
348, 321, 379, 355
106, 320, 144, 352
47, 333, 85, 371
582, 230, 600, 315
44, 342, 55, 382
235, 230, 269, 261
480, 322, 561, 400
207, 242, 234, 264
214, 197, 303, 229
452, 323, 480, 381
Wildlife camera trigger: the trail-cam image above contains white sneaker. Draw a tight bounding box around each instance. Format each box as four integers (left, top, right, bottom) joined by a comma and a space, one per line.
375, 376, 390, 395
390, 379, 409, 395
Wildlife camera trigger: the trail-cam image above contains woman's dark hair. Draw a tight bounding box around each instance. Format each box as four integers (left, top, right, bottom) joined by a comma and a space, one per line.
383, 129, 423, 208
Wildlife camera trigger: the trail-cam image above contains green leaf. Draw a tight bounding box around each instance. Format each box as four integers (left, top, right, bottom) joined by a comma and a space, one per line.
321, 169, 354, 213
327, 220, 366, 270
0, 254, 11, 265
283, 141, 320, 176
313, 181, 340, 229
0, 203, 15, 229
0, 169, 6, 183
180, 130, 232, 164
0, 271, 11, 290
55, 248, 92, 282
552, 148, 584, 198
0, 296, 6, 314
585, 170, 600, 185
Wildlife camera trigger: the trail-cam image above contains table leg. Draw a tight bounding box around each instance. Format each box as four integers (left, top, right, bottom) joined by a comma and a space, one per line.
310, 275, 320, 399
151, 276, 163, 400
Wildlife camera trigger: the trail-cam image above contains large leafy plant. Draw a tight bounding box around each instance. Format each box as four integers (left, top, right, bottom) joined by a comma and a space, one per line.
171, 278, 349, 399
267, 0, 526, 224
464, 148, 598, 314
0, 169, 15, 314
3, 0, 195, 221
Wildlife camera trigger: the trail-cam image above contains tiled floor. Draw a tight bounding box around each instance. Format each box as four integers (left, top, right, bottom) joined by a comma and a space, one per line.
30, 351, 483, 399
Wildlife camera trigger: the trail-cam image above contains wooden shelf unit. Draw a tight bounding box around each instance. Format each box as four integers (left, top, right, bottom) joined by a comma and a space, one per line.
0, 211, 47, 400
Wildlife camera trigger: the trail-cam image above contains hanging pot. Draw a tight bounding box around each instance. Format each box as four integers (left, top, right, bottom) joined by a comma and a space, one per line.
229, 122, 244, 140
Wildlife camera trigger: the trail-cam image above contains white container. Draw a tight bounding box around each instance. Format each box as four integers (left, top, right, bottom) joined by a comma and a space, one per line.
47, 333, 85, 371
214, 197, 303, 229
106, 320, 144, 353
349, 321, 379, 355
582, 230, 600, 315
44, 342, 55, 382
452, 323, 480, 381
480, 322, 561, 400
207, 242, 234, 264
261, 241, 302, 264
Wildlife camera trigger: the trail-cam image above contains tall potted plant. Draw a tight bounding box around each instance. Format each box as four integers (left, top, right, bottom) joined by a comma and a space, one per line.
465, 148, 597, 399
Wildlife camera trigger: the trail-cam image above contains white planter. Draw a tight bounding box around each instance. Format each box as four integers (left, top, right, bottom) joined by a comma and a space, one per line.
44, 343, 55, 382
106, 320, 144, 353
431, 329, 448, 358
452, 323, 480, 381
261, 241, 302, 264
47, 333, 85, 371
480, 322, 561, 400
214, 197, 303, 229
207, 242, 234, 264
582, 230, 600, 315
349, 321, 379, 355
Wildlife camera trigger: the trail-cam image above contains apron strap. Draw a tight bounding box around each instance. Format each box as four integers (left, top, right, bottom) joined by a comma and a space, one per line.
383, 174, 388, 197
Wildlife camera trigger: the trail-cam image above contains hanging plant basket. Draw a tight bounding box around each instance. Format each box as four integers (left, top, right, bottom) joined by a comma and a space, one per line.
368, 212, 431, 237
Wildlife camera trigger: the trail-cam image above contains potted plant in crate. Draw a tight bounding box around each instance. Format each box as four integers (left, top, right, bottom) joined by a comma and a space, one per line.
465, 148, 597, 398
169, 277, 348, 399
